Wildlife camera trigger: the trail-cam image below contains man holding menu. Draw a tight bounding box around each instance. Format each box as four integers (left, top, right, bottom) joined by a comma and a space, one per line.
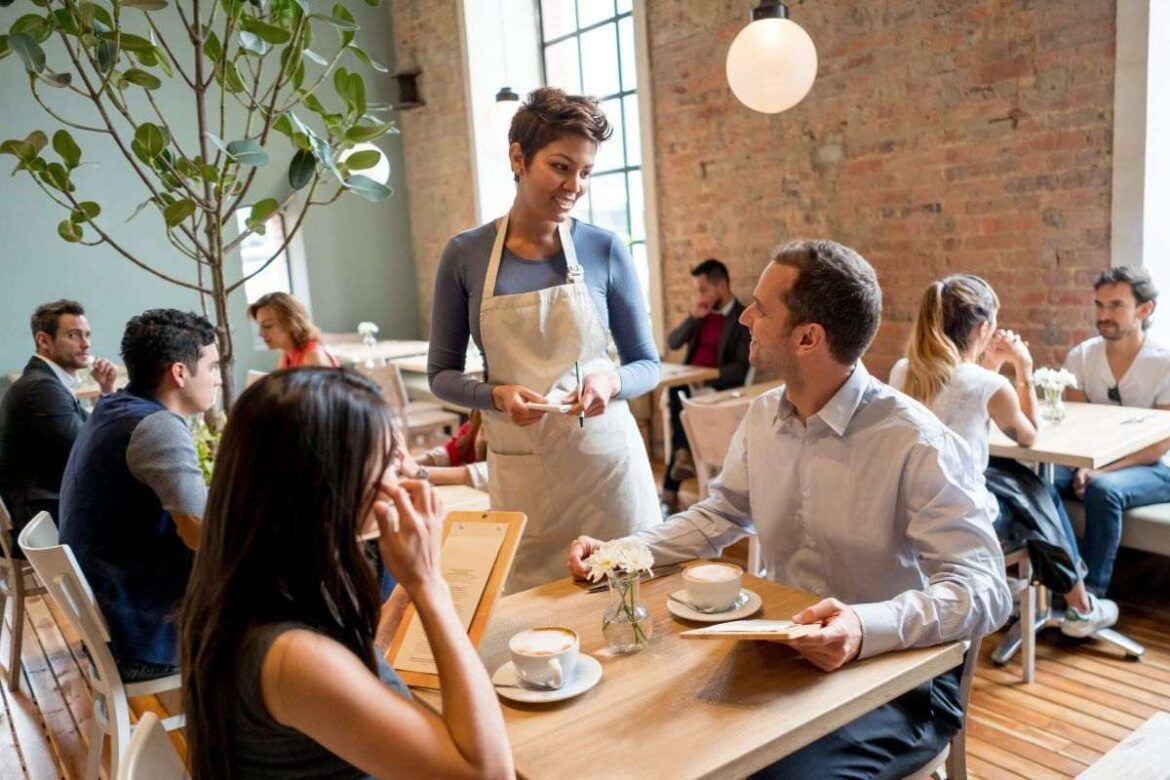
568, 240, 1011, 777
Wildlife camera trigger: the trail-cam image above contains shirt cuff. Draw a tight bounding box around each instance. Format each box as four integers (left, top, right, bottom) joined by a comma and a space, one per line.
850, 601, 903, 659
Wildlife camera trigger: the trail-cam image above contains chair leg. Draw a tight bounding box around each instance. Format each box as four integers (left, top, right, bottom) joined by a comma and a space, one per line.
85, 709, 104, 780
946, 729, 968, 780
8, 575, 24, 692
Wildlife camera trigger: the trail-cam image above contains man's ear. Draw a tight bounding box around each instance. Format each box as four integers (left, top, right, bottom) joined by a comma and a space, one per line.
33, 331, 51, 354
798, 323, 826, 353
168, 361, 188, 389
1139, 298, 1156, 322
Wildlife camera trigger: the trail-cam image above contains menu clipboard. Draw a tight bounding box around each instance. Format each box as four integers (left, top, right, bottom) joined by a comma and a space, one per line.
680, 619, 824, 641
386, 510, 526, 689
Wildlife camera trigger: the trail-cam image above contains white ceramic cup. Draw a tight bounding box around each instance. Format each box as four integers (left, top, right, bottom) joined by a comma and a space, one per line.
508, 626, 580, 690
683, 562, 744, 612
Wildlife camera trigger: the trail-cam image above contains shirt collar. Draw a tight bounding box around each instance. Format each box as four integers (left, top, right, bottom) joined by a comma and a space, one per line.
716, 297, 735, 317
776, 362, 870, 437
33, 354, 81, 393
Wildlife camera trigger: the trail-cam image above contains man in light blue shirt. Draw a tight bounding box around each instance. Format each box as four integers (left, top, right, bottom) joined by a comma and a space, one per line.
569, 239, 1011, 777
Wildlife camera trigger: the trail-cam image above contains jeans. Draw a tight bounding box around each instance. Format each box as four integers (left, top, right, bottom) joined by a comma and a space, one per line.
119, 659, 180, 682
1054, 462, 1170, 596
662, 385, 692, 493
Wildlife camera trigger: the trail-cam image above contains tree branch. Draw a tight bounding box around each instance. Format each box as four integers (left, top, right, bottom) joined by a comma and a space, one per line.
144, 14, 195, 89
30, 81, 107, 133
222, 187, 301, 255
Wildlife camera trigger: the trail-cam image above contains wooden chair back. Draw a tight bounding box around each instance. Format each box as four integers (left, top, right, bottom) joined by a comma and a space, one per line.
356, 363, 410, 412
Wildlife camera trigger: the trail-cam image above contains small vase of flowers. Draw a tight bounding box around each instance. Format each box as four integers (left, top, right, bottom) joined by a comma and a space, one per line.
585, 539, 655, 653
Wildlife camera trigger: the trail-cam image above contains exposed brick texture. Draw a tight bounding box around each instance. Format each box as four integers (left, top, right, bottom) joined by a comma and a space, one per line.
390, 0, 477, 335
391, 0, 1117, 377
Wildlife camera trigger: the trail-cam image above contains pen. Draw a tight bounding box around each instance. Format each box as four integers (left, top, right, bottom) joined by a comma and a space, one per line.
575, 361, 584, 428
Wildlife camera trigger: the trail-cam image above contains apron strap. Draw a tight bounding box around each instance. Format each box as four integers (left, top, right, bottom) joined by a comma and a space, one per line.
559, 220, 584, 283
483, 215, 584, 302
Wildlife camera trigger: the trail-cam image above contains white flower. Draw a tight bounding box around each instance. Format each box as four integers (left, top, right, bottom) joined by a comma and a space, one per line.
357, 321, 379, 337
1034, 366, 1078, 391
584, 539, 654, 582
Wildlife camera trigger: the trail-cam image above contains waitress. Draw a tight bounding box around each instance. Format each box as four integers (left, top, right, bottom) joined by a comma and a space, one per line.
428, 87, 661, 592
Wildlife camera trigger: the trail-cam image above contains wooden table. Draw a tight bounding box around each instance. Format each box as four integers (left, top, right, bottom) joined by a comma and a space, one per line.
414, 565, 963, 779
988, 401, 1170, 469
394, 352, 485, 378
329, 340, 431, 366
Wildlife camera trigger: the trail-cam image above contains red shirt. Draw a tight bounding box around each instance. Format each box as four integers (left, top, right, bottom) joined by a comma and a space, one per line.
690, 313, 725, 368
278, 340, 339, 369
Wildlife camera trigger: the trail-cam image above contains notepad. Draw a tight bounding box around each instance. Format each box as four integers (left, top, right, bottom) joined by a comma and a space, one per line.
680, 619, 823, 640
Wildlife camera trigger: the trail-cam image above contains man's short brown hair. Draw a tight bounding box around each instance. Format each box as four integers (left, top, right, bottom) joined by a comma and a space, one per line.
31, 299, 85, 340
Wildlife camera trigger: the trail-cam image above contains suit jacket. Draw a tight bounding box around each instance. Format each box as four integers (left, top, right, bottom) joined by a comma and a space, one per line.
0, 357, 87, 530
666, 299, 751, 390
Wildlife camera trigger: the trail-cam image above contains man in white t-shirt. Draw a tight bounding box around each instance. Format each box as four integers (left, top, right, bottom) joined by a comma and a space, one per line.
1058, 266, 1170, 610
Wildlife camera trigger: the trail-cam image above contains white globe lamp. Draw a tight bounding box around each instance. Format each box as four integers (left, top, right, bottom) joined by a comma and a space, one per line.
726, 0, 818, 114
338, 142, 391, 185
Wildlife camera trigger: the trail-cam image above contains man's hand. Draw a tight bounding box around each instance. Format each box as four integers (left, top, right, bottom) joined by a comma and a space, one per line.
567, 535, 604, 580
90, 357, 117, 395
690, 298, 712, 319
1073, 467, 1101, 499
781, 598, 863, 672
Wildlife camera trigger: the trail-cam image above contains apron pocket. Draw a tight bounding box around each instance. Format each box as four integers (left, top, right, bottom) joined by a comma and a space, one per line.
487, 449, 557, 537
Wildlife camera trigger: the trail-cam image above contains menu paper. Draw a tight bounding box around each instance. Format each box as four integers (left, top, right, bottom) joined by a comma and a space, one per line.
394, 521, 509, 676
681, 619, 823, 640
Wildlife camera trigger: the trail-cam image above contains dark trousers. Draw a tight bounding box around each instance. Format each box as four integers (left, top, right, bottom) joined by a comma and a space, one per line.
662, 386, 692, 493
752, 666, 964, 779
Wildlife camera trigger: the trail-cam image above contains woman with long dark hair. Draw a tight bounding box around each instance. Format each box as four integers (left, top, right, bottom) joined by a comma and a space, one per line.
890, 275, 1118, 638
181, 368, 512, 779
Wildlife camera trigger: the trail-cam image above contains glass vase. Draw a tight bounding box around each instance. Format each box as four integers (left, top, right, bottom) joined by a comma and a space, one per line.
602, 572, 652, 653
1041, 385, 1066, 421
361, 332, 378, 347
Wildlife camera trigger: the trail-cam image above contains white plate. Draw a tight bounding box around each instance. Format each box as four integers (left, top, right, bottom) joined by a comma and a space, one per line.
492, 653, 603, 703
666, 588, 762, 623
527, 402, 574, 413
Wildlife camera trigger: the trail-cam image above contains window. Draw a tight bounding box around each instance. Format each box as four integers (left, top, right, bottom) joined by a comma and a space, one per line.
235, 207, 294, 305
539, 0, 650, 308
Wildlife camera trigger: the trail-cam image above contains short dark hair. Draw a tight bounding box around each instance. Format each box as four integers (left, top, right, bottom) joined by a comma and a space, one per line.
510, 87, 612, 183
30, 299, 85, 340
691, 258, 729, 285
1095, 266, 1158, 331
772, 240, 882, 365
121, 309, 217, 393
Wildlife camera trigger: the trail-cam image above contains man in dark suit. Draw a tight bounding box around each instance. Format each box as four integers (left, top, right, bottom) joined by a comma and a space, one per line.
0, 300, 116, 540
662, 259, 751, 510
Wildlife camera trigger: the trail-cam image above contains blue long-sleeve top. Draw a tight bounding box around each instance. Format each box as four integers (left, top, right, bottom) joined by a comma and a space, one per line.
428, 219, 660, 409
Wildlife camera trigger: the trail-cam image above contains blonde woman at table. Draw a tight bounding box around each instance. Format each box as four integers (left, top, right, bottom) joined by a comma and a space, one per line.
181, 369, 512, 779
427, 87, 660, 593
890, 274, 1118, 638
247, 291, 340, 368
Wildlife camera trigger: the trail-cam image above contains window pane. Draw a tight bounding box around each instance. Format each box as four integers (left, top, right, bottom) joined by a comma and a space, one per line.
594, 97, 624, 173
618, 14, 636, 92
572, 189, 592, 222
588, 172, 629, 238
630, 241, 650, 311
544, 38, 582, 93
577, 0, 616, 28
617, 0, 632, 14
628, 169, 645, 242
236, 208, 291, 304
580, 23, 619, 98
623, 93, 641, 168
541, 0, 576, 40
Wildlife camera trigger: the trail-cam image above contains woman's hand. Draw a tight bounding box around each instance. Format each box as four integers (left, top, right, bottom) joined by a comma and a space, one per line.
564, 370, 621, 418
374, 479, 445, 594
491, 384, 548, 426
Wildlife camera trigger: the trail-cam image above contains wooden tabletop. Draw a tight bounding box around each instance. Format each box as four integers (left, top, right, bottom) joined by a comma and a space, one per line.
394, 352, 486, 377
988, 402, 1170, 469
657, 362, 720, 390
329, 340, 431, 365
414, 564, 964, 779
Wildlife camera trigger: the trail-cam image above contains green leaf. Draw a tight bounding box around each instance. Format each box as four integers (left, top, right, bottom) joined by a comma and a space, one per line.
38, 70, 72, 88
70, 201, 100, 222
0, 36, 10, 61
240, 16, 292, 44
53, 130, 81, 168
125, 197, 153, 222
97, 40, 117, 73
42, 161, 71, 191
204, 132, 229, 155
246, 197, 278, 233
122, 68, 161, 89
361, 0, 380, 6
134, 123, 169, 157
344, 121, 391, 144
163, 198, 196, 227
292, 0, 310, 13
11, 14, 52, 44
309, 12, 357, 31
271, 113, 295, 138
332, 3, 356, 46
288, 148, 315, 189
153, 46, 173, 77
348, 44, 387, 73
225, 138, 269, 166
344, 174, 390, 202
344, 149, 379, 170
347, 71, 365, 117
122, 0, 169, 9
238, 30, 268, 55
219, 60, 246, 93
0, 138, 37, 164
202, 30, 223, 62
301, 92, 327, 116
58, 219, 82, 242
134, 47, 158, 66
9, 33, 46, 73
302, 48, 327, 65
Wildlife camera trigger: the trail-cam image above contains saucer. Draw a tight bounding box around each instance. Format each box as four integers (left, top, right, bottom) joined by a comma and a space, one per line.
492, 653, 603, 703
667, 588, 762, 623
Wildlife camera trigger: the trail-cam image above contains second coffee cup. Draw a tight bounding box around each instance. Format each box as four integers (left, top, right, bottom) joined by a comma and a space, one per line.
508, 626, 580, 689
683, 562, 743, 612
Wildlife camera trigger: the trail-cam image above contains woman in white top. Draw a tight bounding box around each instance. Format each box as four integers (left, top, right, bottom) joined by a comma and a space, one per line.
890, 274, 1117, 637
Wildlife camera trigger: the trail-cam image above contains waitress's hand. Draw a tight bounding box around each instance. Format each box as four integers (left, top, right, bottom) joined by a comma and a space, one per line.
492, 384, 548, 427
374, 478, 445, 595
565, 370, 621, 418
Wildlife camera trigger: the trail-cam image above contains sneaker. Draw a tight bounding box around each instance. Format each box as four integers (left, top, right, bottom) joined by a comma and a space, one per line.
1060, 596, 1119, 638
669, 448, 696, 483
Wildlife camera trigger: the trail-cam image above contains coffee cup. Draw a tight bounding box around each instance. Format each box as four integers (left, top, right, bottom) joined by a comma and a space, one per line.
683, 562, 743, 612
508, 626, 580, 690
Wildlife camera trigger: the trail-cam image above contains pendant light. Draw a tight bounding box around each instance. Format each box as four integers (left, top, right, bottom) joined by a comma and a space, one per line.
483, 0, 521, 165
726, 0, 818, 114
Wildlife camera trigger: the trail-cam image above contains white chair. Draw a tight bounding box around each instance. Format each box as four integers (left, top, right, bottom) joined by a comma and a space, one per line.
18, 512, 185, 780
118, 711, 188, 780
245, 369, 268, 388
679, 383, 783, 575
903, 636, 984, 780
0, 495, 46, 691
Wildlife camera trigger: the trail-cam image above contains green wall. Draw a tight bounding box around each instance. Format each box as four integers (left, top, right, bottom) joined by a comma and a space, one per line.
0, 3, 417, 391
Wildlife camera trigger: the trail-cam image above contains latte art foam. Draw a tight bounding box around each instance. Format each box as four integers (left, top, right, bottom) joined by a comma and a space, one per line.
511, 628, 576, 656
686, 564, 741, 582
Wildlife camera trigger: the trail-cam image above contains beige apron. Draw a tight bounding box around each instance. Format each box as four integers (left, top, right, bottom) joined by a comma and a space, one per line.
480, 214, 660, 593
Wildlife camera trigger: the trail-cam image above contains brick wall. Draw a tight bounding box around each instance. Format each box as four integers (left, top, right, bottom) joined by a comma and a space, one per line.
650, 0, 1116, 378
390, 0, 1117, 376
390, 0, 477, 335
